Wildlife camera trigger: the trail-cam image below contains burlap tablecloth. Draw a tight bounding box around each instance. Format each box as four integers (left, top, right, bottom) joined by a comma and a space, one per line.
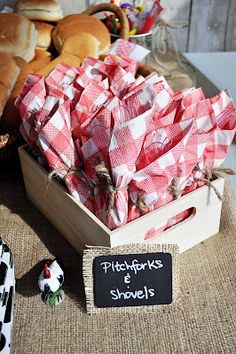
0, 165, 235, 354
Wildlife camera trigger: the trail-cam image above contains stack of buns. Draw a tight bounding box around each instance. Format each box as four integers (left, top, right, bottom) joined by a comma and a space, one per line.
0, 2, 113, 153
15, 0, 61, 52
0, 13, 37, 62
0, 53, 20, 149
52, 14, 111, 55
0, 2, 63, 132
33, 21, 54, 50
36, 13, 111, 77
0, 53, 20, 118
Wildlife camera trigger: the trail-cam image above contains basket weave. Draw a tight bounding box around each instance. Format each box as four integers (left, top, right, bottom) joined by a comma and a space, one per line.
0, 3, 158, 163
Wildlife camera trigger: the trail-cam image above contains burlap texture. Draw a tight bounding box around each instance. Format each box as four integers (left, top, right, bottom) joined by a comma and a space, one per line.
0, 170, 235, 354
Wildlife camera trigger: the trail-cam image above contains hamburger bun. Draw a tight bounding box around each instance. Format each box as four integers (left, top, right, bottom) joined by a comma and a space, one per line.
15, 0, 63, 22
2, 56, 52, 130
0, 52, 20, 118
33, 21, 54, 50
52, 14, 110, 55
0, 13, 37, 62
61, 33, 100, 59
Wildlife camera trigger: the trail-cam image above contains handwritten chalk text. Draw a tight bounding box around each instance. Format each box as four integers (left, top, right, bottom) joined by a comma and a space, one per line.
100, 259, 163, 275
110, 286, 155, 301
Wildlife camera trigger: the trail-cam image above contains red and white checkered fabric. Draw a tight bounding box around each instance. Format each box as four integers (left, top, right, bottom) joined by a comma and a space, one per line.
16, 55, 236, 232
128, 118, 193, 221
110, 39, 137, 58
16, 70, 94, 211
196, 90, 236, 182
145, 88, 236, 238
16, 74, 46, 144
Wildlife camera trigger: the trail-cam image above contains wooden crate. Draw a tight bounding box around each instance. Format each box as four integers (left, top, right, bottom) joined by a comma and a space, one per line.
18, 145, 225, 254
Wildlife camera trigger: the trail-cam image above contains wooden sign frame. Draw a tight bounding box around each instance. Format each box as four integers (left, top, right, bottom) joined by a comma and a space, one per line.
83, 243, 179, 315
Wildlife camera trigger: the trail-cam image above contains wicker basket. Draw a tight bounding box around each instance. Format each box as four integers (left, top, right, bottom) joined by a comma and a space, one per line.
0, 3, 158, 163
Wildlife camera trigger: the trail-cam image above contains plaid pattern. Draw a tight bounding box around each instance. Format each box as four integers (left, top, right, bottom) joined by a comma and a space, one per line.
110, 39, 141, 57
196, 91, 236, 183
16, 74, 46, 144
16, 56, 236, 232
16, 70, 94, 211
110, 38, 151, 62
128, 118, 193, 221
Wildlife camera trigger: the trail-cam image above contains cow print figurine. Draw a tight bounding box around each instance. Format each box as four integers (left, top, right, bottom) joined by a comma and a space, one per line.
38, 259, 64, 306
0, 239, 15, 354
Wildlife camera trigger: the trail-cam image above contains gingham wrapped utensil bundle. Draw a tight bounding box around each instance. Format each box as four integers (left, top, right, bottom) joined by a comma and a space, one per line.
16, 55, 236, 232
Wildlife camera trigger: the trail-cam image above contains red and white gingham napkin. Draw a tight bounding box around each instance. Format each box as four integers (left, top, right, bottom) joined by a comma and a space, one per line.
110, 38, 150, 62
197, 90, 236, 177
128, 118, 193, 222
16, 74, 46, 144
16, 55, 236, 233
16, 71, 94, 211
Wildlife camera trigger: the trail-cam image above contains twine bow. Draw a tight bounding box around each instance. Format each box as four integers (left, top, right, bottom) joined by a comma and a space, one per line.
95, 161, 148, 216
48, 160, 149, 216
134, 192, 148, 215
47, 163, 95, 192
168, 175, 182, 199
194, 167, 236, 201
95, 161, 126, 216
168, 167, 236, 201
48, 160, 236, 214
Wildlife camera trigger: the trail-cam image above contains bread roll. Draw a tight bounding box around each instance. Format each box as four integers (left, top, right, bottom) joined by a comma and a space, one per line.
33, 21, 54, 50
16, 0, 63, 22
0, 52, 20, 118
62, 33, 100, 59
52, 14, 110, 55
2, 56, 51, 130
0, 13, 37, 62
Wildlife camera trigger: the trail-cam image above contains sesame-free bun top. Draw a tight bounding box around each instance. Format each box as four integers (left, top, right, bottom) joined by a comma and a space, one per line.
1, 54, 52, 130
16, 0, 63, 22
0, 52, 20, 118
62, 33, 100, 59
0, 13, 37, 62
52, 14, 110, 55
33, 21, 54, 50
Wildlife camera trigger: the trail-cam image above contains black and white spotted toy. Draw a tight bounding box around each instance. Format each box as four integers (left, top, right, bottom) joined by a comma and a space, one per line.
0, 239, 15, 354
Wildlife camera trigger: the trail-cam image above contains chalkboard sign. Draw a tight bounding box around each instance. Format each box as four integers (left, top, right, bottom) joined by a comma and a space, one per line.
83, 244, 178, 314
94, 253, 172, 308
